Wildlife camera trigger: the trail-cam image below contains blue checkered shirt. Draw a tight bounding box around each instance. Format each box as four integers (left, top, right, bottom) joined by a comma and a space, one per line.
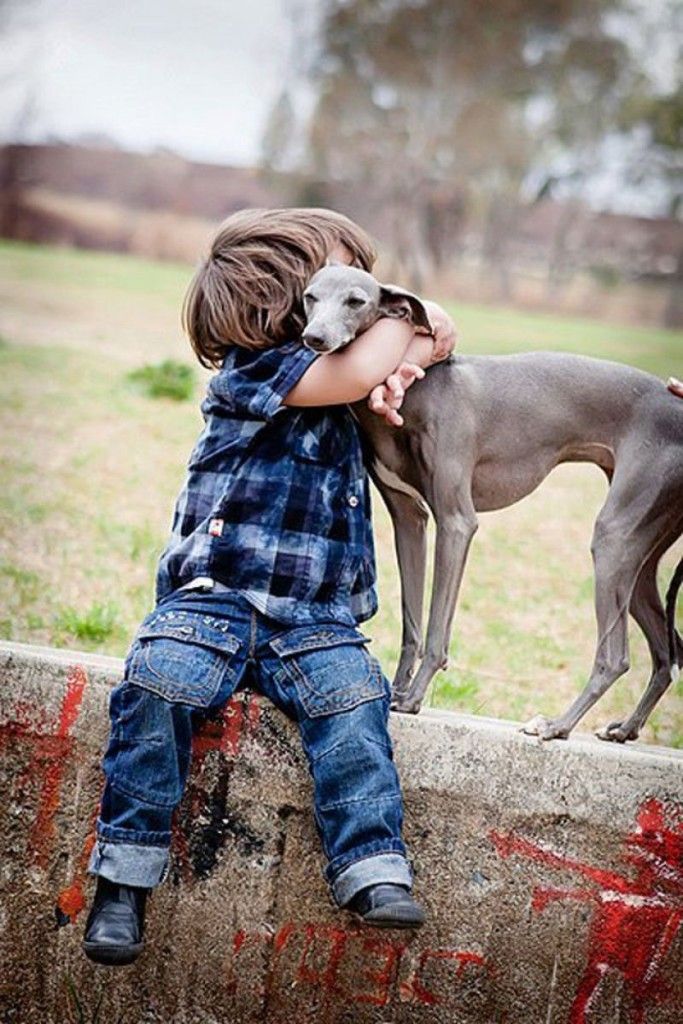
155, 340, 378, 626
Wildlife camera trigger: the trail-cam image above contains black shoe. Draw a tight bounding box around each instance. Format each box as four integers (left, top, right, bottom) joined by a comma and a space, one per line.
82, 876, 148, 966
345, 883, 426, 929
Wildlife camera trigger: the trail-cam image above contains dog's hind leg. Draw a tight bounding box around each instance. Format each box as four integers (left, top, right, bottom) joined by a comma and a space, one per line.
377, 481, 430, 696
523, 470, 671, 740
596, 541, 680, 742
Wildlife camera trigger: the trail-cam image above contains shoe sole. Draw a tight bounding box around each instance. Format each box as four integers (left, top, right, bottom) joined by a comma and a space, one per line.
82, 940, 143, 966
351, 905, 426, 929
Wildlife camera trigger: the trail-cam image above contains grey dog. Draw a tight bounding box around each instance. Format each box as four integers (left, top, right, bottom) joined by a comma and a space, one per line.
301, 262, 683, 742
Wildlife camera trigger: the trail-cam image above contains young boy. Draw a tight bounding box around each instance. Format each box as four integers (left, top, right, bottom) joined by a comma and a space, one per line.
82, 208, 456, 966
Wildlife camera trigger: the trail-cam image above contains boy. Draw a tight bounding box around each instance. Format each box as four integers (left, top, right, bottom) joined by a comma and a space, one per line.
83, 208, 456, 966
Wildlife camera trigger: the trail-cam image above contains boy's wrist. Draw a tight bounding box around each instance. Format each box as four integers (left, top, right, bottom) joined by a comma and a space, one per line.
403, 334, 436, 370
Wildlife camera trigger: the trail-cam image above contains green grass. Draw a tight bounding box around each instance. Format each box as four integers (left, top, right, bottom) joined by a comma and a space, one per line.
126, 359, 197, 401
54, 601, 122, 644
1, 238, 190, 297
449, 301, 681, 377
0, 239, 681, 746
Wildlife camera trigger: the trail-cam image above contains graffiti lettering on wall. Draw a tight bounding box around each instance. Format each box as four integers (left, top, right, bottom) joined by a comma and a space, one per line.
227, 920, 490, 1010
490, 798, 683, 1024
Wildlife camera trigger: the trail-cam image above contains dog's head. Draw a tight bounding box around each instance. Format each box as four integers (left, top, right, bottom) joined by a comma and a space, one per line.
301, 263, 432, 354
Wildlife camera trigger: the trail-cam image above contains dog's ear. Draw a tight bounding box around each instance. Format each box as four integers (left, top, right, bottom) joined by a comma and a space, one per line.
378, 284, 432, 334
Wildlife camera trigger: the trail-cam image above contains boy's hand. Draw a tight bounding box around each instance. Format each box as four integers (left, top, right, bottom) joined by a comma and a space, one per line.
422, 300, 458, 364
367, 361, 425, 427
400, 301, 458, 371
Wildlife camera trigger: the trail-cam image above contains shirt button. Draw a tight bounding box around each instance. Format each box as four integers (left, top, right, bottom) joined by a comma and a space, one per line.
347, 495, 359, 508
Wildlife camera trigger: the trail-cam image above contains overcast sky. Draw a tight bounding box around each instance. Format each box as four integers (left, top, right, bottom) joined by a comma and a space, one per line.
0, 0, 308, 165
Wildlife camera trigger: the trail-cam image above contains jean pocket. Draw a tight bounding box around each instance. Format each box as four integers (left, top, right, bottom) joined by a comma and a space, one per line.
269, 624, 386, 718
126, 608, 243, 707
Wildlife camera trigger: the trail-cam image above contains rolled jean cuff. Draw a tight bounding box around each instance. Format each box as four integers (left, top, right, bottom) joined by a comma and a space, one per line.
87, 839, 169, 888
330, 852, 413, 907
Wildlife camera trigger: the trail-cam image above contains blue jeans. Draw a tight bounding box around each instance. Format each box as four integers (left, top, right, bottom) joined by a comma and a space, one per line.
88, 588, 412, 906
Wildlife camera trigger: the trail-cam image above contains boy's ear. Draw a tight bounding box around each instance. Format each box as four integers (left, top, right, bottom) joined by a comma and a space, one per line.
378, 284, 433, 334
324, 257, 345, 267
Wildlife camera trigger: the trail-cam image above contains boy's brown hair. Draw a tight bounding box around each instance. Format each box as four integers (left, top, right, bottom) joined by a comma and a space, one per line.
182, 207, 377, 367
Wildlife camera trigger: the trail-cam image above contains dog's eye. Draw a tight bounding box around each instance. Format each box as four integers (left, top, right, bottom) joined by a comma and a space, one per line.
303, 292, 318, 305
345, 296, 366, 309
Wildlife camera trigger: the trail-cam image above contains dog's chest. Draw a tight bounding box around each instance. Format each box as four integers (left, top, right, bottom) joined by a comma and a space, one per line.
351, 402, 426, 502
371, 453, 424, 501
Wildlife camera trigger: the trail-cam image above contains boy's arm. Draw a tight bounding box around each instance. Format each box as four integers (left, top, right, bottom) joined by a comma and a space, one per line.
283, 318, 416, 407
367, 301, 458, 426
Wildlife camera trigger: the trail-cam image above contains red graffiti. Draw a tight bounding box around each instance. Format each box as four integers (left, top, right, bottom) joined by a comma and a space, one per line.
491, 798, 683, 1024
296, 922, 349, 992
353, 934, 405, 1006
0, 665, 88, 868
0, 701, 52, 750
192, 692, 262, 761
28, 665, 88, 867
400, 948, 488, 1006
56, 802, 99, 922
1, 665, 94, 921
228, 920, 488, 1009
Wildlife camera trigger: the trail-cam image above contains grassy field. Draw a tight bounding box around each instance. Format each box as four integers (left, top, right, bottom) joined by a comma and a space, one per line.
1, 239, 681, 746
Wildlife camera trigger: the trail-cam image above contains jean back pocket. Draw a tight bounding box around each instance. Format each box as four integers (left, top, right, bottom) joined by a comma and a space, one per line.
126, 608, 243, 707
269, 624, 386, 718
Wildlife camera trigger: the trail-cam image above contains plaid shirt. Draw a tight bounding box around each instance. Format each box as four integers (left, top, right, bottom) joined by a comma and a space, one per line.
155, 340, 378, 626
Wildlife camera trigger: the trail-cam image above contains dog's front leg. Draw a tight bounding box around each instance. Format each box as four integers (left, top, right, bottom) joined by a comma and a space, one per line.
392, 500, 478, 714
376, 480, 430, 696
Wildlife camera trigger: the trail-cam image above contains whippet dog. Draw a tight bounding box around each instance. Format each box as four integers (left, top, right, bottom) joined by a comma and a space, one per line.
301, 263, 683, 742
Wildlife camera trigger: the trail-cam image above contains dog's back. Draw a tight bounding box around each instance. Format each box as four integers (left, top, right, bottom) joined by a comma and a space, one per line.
381, 350, 683, 513
413, 350, 680, 452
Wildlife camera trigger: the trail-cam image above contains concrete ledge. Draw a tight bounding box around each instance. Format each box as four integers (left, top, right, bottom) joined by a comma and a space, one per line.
1, 639, 681, 1024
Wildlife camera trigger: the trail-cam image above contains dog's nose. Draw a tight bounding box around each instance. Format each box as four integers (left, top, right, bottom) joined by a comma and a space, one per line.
302, 334, 328, 352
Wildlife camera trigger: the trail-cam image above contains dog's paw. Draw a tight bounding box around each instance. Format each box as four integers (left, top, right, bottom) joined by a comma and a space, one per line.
391, 695, 422, 715
392, 673, 415, 696
520, 715, 569, 741
595, 721, 638, 743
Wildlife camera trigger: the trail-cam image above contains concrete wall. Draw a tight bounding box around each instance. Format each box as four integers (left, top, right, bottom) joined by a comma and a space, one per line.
1, 639, 682, 1024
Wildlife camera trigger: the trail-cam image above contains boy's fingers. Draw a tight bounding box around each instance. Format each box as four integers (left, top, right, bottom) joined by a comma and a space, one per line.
385, 373, 404, 398
367, 384, 405, 425
398, 362, 425, 386
368, 386, 400, 422
369, 384, 387, 411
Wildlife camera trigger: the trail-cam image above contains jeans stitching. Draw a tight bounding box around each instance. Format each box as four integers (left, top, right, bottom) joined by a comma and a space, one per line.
326, 841, 409, 879
249, 609, 257, 659
107, 774, 182, 809
318, 791, 402, 811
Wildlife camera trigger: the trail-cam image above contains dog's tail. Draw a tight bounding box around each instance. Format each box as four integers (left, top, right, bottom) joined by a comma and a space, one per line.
665, 555, 683, 669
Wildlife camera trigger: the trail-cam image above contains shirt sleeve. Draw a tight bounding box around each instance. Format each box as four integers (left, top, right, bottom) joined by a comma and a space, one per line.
208, 341, 320, 421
